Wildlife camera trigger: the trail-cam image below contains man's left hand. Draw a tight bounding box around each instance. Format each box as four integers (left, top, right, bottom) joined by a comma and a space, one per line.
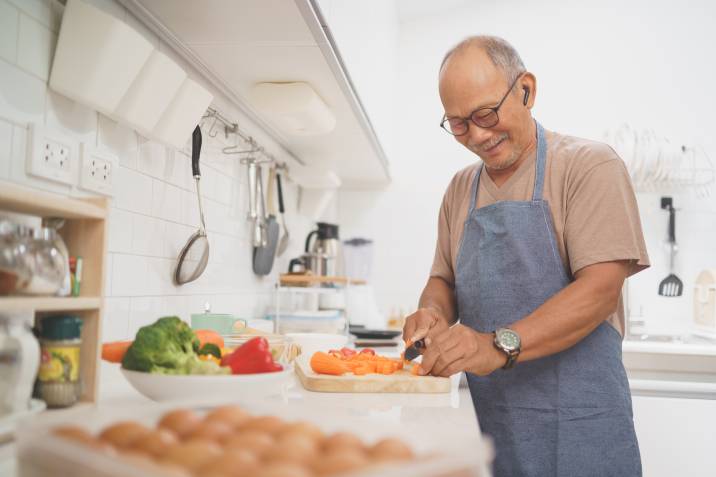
419, 325, 506, 377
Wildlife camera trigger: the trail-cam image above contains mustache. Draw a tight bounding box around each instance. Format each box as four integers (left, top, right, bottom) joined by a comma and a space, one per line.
468, 133, 508, 154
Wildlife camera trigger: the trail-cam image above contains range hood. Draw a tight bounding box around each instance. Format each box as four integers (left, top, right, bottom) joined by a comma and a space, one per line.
118, 0, 391, 188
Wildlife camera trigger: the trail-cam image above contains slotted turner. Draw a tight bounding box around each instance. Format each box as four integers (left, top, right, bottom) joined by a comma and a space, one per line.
658, 197, 683, 297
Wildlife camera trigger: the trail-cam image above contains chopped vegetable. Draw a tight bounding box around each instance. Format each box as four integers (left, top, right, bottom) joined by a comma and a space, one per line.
221, 337, 283, 375
310, 352, 349, 376
101, 341, 132, 363
194, 329, 224, 349
122, 316, 228, 375
198, 343, 221, 360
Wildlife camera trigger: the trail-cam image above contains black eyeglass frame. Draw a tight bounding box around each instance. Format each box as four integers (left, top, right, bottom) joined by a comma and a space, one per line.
440, 74, 523, 136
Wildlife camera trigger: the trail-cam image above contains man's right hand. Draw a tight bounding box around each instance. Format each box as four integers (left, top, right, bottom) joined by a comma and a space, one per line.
402, 307, 450, 346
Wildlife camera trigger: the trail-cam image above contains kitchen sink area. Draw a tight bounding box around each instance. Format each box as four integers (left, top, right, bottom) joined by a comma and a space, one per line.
623, 331, 716, 399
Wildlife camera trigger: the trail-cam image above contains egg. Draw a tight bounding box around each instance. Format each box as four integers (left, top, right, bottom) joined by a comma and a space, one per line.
129, 428, 178, 458
238, 415, 286, 435
369, 437, 415, 461
158, 409, 202, 439
161, 440, 223, 471
202, 449, 259, 476
204, 405, 251, 428
224, 430, 275, 457
320, 432, 366, 454
98, 421, 152, 449
262, 433, 319, 465
312, 448, 368, 476
51, 426, 113, 453
185, 421, 234, 444
254, 462, 314, 477
276, 422, 325, 442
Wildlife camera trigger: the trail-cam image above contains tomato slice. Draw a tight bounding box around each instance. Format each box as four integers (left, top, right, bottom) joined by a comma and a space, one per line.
359, 348, 376, 355
340, 347, 357, 357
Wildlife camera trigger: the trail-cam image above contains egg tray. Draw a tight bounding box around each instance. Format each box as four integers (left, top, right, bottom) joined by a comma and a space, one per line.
15, 404, 492, 477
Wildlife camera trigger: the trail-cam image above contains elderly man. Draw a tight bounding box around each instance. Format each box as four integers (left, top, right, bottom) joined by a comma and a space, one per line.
403, 36, 649, 476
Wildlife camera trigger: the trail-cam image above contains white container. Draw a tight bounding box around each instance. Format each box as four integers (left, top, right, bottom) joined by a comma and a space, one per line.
114, 50, 187, 135
152, 78, 214, 149
121, 366, 293, 402
694, 269, 716, 336
49, 0, 153, 115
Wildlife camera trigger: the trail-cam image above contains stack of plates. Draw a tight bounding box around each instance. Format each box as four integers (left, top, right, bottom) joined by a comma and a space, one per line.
349, 326, 402, 348
265, 310, 346, 334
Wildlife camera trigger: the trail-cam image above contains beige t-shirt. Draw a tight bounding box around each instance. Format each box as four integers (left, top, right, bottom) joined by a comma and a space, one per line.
430, 129, 650, 336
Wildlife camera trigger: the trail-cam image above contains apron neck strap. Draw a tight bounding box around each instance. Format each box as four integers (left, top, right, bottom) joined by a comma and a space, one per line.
468, 121, 547, 213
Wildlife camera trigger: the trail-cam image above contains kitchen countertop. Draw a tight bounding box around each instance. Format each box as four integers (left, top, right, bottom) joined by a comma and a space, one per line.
1, 361, 492, 476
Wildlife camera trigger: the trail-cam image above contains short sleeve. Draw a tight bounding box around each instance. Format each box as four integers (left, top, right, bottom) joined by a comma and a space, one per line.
564, 156, 650, 276
430, 188, 455, 285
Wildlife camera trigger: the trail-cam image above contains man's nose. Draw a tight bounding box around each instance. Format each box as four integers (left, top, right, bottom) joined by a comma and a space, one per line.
464, 122, 492, 146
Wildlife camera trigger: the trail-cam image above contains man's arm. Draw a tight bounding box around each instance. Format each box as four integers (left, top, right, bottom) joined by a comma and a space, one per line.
420, 260, 630, 376
510, 260, 629, 362
403, 277, 457, 344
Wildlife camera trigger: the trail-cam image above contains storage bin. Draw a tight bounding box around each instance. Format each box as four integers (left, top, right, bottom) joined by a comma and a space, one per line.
151, 78, 214, 149
114, 50, 187, 135
49, 0, 153, 115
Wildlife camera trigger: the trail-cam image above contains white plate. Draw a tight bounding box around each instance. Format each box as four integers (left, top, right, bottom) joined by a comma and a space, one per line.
0, 398, 46, 443
121, 366, 294, 402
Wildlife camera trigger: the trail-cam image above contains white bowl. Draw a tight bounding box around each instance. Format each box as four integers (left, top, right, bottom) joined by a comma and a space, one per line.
121, 366, 293, 402
284, 333, 348, 358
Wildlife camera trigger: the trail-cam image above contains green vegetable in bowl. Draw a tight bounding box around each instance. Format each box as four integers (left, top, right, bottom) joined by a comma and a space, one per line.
198, 342, 222, 359
122, 316, 228, 375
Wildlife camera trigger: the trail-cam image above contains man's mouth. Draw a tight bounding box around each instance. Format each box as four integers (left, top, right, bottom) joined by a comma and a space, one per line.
482, 135, 507, 153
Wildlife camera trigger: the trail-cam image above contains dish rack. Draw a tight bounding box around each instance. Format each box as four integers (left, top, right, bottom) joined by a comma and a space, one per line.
604, 124, 715, 197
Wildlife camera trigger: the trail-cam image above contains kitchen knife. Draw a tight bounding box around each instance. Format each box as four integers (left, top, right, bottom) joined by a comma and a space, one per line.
403, 339, 425, 361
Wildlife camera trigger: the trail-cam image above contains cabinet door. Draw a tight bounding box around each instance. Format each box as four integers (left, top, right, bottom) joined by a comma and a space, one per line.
632, 395, 716, 476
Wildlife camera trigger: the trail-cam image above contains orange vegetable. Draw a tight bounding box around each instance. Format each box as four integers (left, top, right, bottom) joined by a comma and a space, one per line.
411, 364, 422, 375
310, 352, 348, 376
194, 329, 224, 349
101, 341, 132, 363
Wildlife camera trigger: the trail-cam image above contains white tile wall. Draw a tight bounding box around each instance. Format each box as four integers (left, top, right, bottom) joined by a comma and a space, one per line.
0, 0, 318, 342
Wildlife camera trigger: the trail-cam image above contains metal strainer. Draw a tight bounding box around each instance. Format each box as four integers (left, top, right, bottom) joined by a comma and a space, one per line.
174, 125, 210, 285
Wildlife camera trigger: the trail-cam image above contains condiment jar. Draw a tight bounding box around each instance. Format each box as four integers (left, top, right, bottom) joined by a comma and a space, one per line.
20, 227, 67, 296
0, 312, 40, 417
37, 315, 82, 408
0, 220, 32, 295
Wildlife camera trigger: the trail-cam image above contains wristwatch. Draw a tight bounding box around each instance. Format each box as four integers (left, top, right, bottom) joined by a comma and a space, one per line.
493, 328, 521, 369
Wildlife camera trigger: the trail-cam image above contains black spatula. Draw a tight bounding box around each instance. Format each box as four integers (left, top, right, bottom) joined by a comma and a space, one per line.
658, 197, 683, 297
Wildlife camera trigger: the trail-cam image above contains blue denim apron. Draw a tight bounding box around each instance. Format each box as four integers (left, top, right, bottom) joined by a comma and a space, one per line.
455, 123, 641, 477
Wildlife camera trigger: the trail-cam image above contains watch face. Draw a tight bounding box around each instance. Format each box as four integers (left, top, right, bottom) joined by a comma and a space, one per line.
497, 329, 520, 351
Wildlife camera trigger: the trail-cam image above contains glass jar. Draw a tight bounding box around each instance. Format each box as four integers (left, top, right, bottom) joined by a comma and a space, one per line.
37, 315, 82, 408
0, 312, 40, 417
19, 227, 67, 296
0, 221, 32, 295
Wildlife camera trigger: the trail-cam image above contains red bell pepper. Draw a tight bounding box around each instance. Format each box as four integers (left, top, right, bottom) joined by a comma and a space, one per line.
221, 337, 283, 374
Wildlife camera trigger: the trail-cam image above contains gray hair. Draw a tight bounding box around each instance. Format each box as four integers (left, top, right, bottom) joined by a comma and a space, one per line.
440, 35, 526, 84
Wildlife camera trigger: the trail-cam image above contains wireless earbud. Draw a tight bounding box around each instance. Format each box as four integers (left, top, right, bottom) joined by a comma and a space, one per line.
522, 87, 530, 106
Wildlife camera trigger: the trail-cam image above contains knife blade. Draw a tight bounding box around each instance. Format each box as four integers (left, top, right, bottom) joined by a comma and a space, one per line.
403, 338, 425, 361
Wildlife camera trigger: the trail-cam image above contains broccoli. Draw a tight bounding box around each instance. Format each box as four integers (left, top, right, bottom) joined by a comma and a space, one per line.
122, 316, 227, 375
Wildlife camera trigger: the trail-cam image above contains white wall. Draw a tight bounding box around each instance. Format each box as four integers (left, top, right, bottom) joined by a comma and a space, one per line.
0, 0, 320, 341
335, 0, 716, 333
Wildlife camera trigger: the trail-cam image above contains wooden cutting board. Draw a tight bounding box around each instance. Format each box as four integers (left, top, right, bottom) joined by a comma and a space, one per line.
295, 357, 451, 393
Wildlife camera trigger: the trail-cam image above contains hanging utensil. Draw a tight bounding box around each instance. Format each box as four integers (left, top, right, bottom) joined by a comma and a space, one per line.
276, 171, 290, 256
253, 166, 280, 275
658, 196, 683, 297
174, 126, 210, 285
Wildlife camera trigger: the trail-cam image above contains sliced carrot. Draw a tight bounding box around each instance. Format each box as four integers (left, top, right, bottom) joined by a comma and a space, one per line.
310, 352, 348, 376
411, 363, 423, 375
101, 341, 132, 363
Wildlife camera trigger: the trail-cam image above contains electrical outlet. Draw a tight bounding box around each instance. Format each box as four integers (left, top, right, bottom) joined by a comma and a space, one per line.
26, 124, 76, 185
79, 144, 117, 196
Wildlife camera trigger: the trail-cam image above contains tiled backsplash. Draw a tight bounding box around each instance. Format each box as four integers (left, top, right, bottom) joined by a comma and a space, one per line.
0, 0, 318, 342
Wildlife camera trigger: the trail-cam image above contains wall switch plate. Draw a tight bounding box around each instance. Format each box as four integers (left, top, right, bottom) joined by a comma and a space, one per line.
79, 143, 117, 196
26, 124, 77, 185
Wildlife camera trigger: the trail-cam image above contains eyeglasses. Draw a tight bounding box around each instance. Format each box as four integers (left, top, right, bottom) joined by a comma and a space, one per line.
440, 75, 522, 136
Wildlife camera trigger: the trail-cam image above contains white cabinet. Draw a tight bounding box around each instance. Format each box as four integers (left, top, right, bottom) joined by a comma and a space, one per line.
632, 395, 716, 476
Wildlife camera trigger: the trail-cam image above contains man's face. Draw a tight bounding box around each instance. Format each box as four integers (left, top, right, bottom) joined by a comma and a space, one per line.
439, 48, 531, 170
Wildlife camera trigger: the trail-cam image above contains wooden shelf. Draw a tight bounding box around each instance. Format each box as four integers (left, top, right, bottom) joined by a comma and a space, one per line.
0, 181, 107, 219
0, 296, 102, 313
279, 274, 367, 286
